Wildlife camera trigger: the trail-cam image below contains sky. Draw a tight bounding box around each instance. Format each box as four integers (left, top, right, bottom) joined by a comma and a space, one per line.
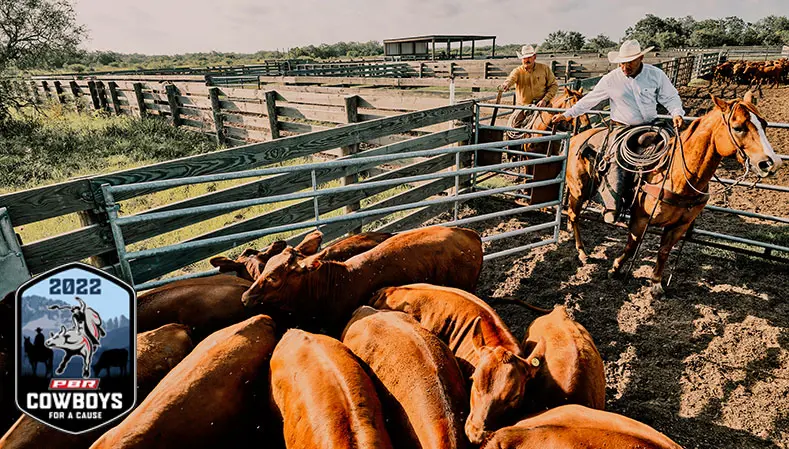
72, 0, 786, 55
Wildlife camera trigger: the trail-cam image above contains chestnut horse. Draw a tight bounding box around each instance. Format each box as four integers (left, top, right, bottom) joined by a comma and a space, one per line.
563, 92, 782, 297
517, 87, 591, 148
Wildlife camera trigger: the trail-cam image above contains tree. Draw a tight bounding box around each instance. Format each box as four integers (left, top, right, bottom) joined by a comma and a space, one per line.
755, 15, 789, 45
624, 14, 692, 49
585, 34, 616, 52
540, 30, 586, 51
0, 0, 86, 121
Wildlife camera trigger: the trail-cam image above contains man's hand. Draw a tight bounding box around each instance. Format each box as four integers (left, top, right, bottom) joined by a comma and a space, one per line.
672, 115, 684, 130
498, 83, 509, 92
535, 99, 548, 108
551, 114, 567, 126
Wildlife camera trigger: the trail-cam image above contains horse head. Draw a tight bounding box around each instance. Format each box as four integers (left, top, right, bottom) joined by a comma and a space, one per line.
709, 92, 783, 177
551, 87, 590, 132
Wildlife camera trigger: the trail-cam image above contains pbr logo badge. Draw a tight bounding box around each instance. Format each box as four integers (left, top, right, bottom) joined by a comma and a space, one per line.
15, 262, 136, 434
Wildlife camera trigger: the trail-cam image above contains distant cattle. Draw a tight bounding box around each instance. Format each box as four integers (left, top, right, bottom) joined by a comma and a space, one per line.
209, 241, 288, 281
243, 226, 484, 333
136, 274, 253, 342
521, 306, 605, 413
269, 329, 393, 449
342, 307, 469, 449
480, 404, 683, 449
93, 348, 128, 377
1, 324, 194, 449
90, 315, 277, 449
367, 284, 543, 445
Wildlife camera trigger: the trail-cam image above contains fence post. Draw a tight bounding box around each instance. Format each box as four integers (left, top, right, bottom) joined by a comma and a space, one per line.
564, 60, 573, 82
419, 62, 424, 78
208, 86, 226, 145
265, 90, 279, 139
96, 81, 110, 111
551, 60, 559, 78
108, 82, 122, 115
30, 80, 40, 104
340, 94, 362, 234
69, 81, 81, 112
133, 82, 146, 118
41, 81, 51, 101
483, 61, 489, 79
87, 80, 101, 110
53, 81, 66, 104
449, 62, 455, 78
165, 84, 181, 126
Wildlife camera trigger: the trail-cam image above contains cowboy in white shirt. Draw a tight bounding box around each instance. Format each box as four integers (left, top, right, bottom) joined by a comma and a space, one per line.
551, 40, 686, 223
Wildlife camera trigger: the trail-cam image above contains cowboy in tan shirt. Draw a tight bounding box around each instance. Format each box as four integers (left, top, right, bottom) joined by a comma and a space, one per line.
498, 45, 559, 133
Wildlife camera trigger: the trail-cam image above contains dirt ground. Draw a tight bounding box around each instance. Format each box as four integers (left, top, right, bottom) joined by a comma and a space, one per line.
440, 85, 789, 448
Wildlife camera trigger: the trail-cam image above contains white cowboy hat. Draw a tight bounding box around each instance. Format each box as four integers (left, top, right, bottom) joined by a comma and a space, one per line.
608, 39, 654, 63
516, 45, 537, 59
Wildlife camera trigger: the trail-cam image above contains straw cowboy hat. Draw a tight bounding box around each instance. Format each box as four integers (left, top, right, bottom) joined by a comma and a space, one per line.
608, 39, 654, 63
516, 45, 537, 59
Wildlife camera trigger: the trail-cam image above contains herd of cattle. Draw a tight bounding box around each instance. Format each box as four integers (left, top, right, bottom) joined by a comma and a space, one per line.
711, 58, 789, 88
0, 226, 686, 448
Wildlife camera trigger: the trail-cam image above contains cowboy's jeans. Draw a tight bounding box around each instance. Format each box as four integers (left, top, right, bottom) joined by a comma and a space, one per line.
597, 125, 633, 224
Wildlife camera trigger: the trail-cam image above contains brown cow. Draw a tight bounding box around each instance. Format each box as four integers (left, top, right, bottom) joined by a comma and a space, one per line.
243, 226, 484, 333
342, 306, 469, 449
521, 306, 605, 413
209, 231, 393, 281
90, 315, 277, 449
367, 284, 544, 445
480, 404, 683, 449
136, 274, 253, 342
269, 329, 393, 449
1, 324, 194, 449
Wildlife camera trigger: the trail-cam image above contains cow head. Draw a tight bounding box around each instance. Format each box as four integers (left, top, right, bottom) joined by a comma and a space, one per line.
209, 241, 288, 281
46, 326, 82, 351
464, 319, 545, 445
241, 247, 311, 308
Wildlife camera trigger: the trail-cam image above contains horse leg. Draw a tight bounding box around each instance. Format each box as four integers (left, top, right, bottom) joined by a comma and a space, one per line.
567, 191, 590, 264
649, 221, 693, 298
609, 211, 650, 278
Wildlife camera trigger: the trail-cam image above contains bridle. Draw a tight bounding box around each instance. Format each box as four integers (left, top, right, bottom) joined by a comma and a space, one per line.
676, 102, 753, 198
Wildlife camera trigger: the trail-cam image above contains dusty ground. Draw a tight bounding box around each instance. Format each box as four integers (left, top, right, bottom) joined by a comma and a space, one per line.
435, 85, 789, 448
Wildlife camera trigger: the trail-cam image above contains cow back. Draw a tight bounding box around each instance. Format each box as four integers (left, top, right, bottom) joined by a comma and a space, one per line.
1, 323, 194, 449
480, 405, 683, 449
369, 284, 522, 378
342, 307, 469, 449
90, 315, 277, 449
136, 275, 252, 341
346, 226, 483, 294
269, 329, 393, 449
522, 306, 605, 411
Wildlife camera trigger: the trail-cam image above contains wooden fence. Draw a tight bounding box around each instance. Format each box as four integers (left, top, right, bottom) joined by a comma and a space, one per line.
0, 101, 475, 284
25, 75, 486, 152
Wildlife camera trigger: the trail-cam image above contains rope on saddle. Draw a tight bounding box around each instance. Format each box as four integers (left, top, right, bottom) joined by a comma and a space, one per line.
612, 125, 676, 174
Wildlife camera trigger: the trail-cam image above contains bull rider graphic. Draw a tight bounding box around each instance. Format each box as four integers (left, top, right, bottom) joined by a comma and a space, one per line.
46, 296, 107, 378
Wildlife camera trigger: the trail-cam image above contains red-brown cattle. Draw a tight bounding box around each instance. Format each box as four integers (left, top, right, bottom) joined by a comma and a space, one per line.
1, 324, 194, 449
480, 405, 683, 449
521, 306, 605, 413
367, 284, 544, 445
90, 315, 277, 449
136, 274, 253, 342
269, 329, 393, 449
342, 306, 469, 449
209, 231, 392, 281
243, 226, 483, 332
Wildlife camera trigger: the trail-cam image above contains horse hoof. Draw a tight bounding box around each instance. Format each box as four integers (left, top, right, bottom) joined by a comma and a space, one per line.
649, 283, 665, 299
607, 267, 621, 279
578, 252, 589, 265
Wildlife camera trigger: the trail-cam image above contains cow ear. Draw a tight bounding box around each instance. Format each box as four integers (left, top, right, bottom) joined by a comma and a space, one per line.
743, 90, 757, 106
50, 332, 54, 338
295, 230, 323, 256
522, 337, 545, 371
209, 256, 243, 273
268, 240, 287, 255
471, 317, 485, 351
240, 248, 260, 258
60, 325, 67, 333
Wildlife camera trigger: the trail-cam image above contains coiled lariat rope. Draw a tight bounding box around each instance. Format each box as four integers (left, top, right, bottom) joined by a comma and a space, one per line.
612, 125, 675, 175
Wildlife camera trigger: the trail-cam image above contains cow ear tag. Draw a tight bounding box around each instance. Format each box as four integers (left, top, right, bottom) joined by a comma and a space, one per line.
531, 358, 540, 367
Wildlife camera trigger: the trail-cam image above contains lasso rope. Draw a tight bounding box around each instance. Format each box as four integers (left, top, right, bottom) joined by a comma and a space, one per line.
612, 125, 675, 174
